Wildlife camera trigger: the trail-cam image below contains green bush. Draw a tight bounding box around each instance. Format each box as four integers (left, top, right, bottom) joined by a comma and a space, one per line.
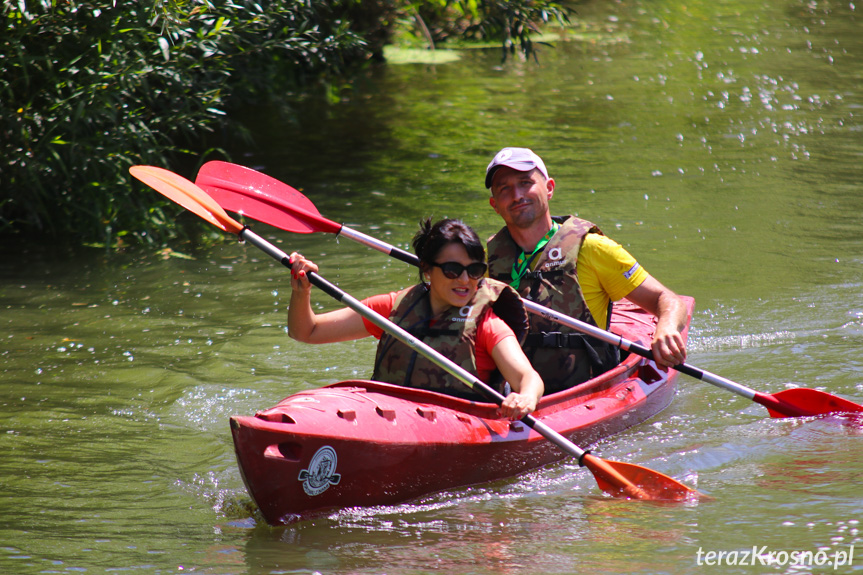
0, 0, 369, 247
409, 0, 572, 58
0, 0, 569, 247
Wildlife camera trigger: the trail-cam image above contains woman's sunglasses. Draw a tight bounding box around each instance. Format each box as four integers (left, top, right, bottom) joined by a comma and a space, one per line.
431, 261, 488, 280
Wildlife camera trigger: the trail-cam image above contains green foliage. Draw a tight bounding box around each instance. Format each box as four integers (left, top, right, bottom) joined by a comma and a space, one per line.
0, 0, 570, 247
409, 0, 573, 59
464, 0, 573, 61
0, 0, 369, 247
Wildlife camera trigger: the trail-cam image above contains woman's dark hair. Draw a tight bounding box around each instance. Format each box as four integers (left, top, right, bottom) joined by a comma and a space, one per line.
412, 218, 485, 281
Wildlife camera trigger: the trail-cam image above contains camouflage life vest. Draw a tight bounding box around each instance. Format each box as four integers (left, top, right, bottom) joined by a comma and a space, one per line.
372, 278, 528, 401
487, 215, 620, 393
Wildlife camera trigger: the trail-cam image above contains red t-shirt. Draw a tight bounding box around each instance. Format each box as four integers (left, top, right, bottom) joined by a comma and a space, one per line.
360, 291, 516, 383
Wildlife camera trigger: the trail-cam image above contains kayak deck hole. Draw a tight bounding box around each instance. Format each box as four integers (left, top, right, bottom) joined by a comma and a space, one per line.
264, 442, 302, 462
376, 407, 397, 421
416, 407, 436, 422
337, 409, 357, 422
638, 363, 665, 385
255, 411, 296, 424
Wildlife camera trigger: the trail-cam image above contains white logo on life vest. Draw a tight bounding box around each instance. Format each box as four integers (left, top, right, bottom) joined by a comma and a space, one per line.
298, 445, 341, 496
548, 247, 563, 261
450, 305, 476, 323
541, 260, 565, 271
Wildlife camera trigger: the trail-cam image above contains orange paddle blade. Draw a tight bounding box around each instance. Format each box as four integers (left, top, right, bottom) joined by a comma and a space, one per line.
582, 454, 702, 501
130, 166, 243, 235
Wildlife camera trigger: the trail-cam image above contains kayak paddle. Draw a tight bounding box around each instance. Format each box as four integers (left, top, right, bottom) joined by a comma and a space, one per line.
194, 160, 863, 419
132, 164, 703, 502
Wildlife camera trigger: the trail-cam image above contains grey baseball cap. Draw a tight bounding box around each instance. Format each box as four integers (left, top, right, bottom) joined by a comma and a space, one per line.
485, 147, 550, 188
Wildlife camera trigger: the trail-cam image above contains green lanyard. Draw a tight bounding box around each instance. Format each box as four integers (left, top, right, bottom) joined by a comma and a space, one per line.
510, 221, 559, 288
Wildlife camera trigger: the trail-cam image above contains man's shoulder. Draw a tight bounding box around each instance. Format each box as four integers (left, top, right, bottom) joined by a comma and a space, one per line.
556, 214, 604, 233
486, 224, 512, 245
581, 231, 619, 250
578, 232, 637, 272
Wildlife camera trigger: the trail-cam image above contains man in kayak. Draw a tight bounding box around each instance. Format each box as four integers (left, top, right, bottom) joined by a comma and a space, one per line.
484, 147, 688, 394
288, 217, 544, 419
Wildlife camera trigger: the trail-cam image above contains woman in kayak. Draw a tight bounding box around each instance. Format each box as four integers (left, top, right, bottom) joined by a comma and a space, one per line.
288, 217, 544, 420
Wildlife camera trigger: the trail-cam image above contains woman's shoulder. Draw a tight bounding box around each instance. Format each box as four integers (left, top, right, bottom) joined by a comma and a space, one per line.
478, 308, 517, 346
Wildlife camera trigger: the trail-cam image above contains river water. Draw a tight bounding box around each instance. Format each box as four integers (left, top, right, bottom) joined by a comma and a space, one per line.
2, 0, 862, 573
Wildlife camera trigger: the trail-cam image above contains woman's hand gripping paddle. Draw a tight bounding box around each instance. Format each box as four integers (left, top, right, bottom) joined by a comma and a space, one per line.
194, 161, 863, 420
132, 164, 704, 503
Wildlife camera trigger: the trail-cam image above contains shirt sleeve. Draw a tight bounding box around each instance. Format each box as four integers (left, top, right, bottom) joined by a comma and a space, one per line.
359, 292, 399, 339
474, 309, 517, 382
577, 233, 649, 327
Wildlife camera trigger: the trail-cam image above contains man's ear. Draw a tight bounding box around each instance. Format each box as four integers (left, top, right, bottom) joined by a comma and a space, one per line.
546, 177, 555, 200
489, 195, 497, 211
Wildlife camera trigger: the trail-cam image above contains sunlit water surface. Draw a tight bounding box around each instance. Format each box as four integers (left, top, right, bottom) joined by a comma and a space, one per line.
2, 0, 862, 573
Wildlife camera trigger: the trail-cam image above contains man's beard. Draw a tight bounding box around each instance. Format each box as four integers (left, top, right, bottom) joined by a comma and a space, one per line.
507, 202, 540, 229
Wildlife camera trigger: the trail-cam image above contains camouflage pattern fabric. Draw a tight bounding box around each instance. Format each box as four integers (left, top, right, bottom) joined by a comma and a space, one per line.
487, 215, 620, 393
372, 279, 528, 401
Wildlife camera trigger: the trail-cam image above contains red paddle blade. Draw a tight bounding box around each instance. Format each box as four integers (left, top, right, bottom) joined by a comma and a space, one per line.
195, 161, 341, 235
582, 454, 702, 501
757, 388, 863, 418
130, 166, 243, 235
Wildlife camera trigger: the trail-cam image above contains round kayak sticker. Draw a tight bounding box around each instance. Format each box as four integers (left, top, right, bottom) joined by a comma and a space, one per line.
298, 446, 341, 496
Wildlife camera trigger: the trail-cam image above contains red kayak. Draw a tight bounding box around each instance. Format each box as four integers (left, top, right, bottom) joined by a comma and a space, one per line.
230, 297, 694, 525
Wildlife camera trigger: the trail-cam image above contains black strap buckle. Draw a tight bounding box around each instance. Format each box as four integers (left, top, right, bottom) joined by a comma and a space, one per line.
541, 332, 565, 347
526, 331, 587, 348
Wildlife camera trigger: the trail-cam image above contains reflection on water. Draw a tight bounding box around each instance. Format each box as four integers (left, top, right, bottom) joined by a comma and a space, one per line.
2, 0, 863, 572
